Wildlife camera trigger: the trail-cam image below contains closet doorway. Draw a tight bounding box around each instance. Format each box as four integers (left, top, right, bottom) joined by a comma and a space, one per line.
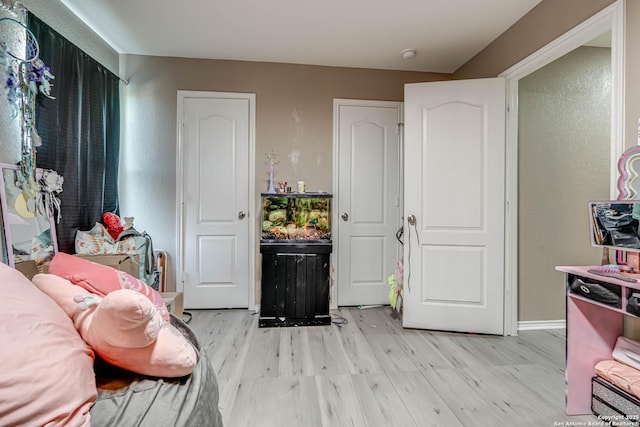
177, 91, 255, 309
333, 99, 403, 306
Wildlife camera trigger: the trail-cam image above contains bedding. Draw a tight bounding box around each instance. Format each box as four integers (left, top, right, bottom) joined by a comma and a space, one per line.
0, 260, 223, 426
0, 262, 96, 427
90, 315, 223, 426
48, 252, 169, 321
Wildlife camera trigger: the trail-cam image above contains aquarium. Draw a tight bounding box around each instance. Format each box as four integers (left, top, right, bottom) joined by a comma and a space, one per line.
261, 193, 332, 242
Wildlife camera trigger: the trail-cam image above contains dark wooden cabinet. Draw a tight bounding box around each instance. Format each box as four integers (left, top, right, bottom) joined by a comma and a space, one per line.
259, 243, 331, 327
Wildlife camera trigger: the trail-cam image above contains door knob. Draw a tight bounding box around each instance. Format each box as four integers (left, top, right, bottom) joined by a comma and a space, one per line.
341, 212, 349, 221
238, 211, 247, 220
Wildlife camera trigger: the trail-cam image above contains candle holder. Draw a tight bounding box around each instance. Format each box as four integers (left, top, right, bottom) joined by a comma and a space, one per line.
265, 151, 280, 194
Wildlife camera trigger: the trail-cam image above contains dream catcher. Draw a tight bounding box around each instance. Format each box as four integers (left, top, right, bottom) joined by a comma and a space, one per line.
0, 16, 55, 214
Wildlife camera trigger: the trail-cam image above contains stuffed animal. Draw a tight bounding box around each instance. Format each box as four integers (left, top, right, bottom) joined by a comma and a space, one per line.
32, 273, 197, 378
123, 216, 135, 230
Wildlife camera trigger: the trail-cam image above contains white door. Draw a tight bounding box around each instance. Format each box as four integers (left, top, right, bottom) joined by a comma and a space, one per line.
179, 92, 254, 309
403, 78, 505, 335
335, 100, 402, 306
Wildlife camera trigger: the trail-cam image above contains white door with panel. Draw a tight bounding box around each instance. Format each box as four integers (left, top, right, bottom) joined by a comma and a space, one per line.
335, 100, 402, 306
180, 92, 254, 309
403, 78, 505, 334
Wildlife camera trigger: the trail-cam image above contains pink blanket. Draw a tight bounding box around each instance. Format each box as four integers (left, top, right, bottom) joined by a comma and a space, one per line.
595, 359, 640, 400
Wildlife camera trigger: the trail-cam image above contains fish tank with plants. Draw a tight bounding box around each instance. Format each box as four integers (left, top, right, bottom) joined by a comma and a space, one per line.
261, 193, 332, 242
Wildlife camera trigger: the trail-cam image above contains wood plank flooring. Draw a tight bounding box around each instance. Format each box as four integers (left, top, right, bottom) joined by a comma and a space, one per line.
187, 307, 598, 427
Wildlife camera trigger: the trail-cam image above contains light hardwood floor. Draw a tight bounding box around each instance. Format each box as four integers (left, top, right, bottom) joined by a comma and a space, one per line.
187, 307, 598, 427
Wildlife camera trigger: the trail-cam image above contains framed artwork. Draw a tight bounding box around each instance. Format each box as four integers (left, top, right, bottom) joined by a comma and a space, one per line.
0, 163, 58, 267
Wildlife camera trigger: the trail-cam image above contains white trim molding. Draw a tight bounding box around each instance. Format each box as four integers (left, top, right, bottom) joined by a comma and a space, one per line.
518, 320, 566, 331
500, 0, 625, 336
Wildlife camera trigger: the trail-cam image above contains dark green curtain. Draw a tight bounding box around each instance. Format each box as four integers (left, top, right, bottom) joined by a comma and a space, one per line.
27, 13, 120, 254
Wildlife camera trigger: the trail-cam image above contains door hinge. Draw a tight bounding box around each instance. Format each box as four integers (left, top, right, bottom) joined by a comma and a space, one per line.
397, 123, 404, 135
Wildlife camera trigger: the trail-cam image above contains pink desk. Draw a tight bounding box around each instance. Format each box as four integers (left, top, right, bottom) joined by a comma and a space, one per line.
556, 266, 640, 415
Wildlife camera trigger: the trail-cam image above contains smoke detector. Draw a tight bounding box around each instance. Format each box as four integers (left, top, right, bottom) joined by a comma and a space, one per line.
401, 49, 417, 60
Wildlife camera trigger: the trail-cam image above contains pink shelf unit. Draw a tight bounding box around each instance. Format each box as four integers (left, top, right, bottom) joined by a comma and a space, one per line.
556, 265, 640, 415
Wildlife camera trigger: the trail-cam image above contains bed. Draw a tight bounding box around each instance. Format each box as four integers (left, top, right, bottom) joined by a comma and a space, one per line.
0, 260, 223, 427
91, 315, 223, 426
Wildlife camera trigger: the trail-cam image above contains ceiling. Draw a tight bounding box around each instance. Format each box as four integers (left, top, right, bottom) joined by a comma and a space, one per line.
59, 0, 543, 74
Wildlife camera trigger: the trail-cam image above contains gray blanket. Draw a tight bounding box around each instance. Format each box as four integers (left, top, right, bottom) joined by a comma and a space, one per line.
90, 315, 223, 427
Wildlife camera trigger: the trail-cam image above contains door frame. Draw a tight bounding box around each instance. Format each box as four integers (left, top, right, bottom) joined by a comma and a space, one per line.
500, 1, 625, 335
175, 90, 256, 309
332, 98, 404, 308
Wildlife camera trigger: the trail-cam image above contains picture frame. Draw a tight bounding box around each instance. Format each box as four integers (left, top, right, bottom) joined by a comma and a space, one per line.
0, 163, 58, 267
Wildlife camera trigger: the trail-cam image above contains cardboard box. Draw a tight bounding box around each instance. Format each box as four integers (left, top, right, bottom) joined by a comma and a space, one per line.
74, 254, 140, 278
15, 260, 42, 279
160, 292, 184, 318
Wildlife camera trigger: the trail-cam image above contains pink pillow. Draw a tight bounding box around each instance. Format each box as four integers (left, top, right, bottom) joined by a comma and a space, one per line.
595, 359, 640, 399
48, 252, 169, 321
0, 263, 96, 427
32, 274, 197, 378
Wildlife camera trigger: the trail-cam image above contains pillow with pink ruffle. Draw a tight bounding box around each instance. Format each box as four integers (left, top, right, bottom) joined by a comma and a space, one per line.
48, 252, 169, 321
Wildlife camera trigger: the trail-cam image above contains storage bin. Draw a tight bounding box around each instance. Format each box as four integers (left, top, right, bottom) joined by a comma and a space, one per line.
592, 376, 640, 425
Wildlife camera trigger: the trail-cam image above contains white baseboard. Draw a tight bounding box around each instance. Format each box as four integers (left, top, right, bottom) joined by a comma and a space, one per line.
517, 320, 566, 331
249, 306, 565, 331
